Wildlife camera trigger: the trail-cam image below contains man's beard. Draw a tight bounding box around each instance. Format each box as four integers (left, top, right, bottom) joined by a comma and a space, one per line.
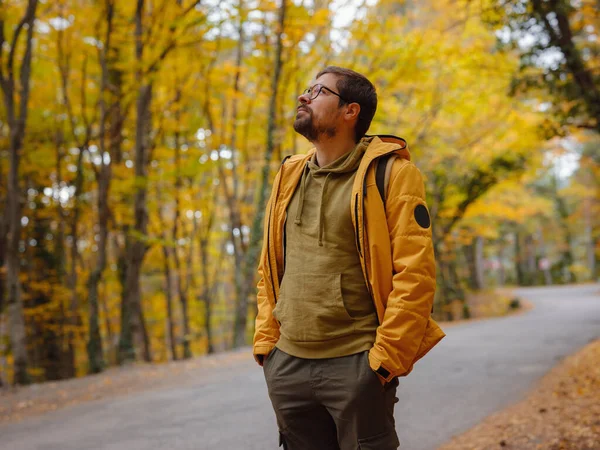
293, 109, 336, 142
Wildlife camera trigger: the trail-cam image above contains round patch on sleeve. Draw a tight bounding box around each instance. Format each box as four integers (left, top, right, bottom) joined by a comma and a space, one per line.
414, 204, 431, 229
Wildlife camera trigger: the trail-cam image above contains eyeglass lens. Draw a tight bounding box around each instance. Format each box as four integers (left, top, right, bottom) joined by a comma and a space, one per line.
303, 85, 320, 100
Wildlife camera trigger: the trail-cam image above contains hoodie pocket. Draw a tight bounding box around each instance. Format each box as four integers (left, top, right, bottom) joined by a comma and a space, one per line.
274, 272, 354, 342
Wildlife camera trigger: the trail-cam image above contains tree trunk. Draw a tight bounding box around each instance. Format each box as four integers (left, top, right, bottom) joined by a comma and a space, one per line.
0, 0, 39, 385
225, 0, 249, 351
172, 108, 191, 359
434, 240, 467, 321
536, 229, 553, 285
0, 313, 7, 386
238, 0, 287, 348
161, 241, 178, 361
119, 1, 152, 363
5, 135, 29, 385
497, 238, 506, 286
583, 193, 595, 280
55, 10, 88, 377
120, 228, 152, 363
184, 209, 195, 349
590, 235, 598, 281
87, 265, 105, 373
464, 236, 485, 290
199, 233, 214, 354
0, 210, 6, 317
52, 126, 72, 377
99, 284, 114, 364
64, 146, 85, 378
524, 234, 537, 284
435, 260, 454, 321
103, 36, 125, 366
116, 232, 132, 363
514, 231, 526, 286
552, 176, 575, 283
174, 251, 191, 359
432, 240, 447, 320
86, 0, 118, 375
449, 257, 469, 319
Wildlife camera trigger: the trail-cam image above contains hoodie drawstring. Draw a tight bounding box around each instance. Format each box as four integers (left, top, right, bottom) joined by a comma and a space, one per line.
294, 140, 369, 245
317, 173, 332, 246
293, 164, 331, 246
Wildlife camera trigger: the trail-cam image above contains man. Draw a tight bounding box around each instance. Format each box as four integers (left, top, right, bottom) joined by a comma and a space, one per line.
253, 66, 445, 450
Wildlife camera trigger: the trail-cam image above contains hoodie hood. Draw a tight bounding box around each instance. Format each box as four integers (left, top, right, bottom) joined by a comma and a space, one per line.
363, 134, 410, 161
307, 137, 371, 174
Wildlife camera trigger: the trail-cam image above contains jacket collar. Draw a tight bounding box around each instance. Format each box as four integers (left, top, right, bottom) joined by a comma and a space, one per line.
284, 135, 410, 170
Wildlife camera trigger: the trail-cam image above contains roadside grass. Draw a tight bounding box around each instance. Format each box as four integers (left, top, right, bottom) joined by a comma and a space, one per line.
439, 287, 533, 327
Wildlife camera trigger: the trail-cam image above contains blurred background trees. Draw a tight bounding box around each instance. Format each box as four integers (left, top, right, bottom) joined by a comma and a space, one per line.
0, 0, 597, 385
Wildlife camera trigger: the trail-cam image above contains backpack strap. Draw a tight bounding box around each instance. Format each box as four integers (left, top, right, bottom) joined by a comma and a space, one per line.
376, 153, 399, 206
376, 153, 434, 314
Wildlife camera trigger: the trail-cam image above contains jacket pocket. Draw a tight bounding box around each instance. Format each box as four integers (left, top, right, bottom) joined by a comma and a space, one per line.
358, 430, 400, 450
274, 272, 354, 342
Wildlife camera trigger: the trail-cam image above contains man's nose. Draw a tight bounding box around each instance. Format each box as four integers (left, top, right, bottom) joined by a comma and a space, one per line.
297, 93, 311, 104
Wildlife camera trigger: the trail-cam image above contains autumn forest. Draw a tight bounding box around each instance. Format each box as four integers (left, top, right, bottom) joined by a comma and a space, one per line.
0, 0, 598, 386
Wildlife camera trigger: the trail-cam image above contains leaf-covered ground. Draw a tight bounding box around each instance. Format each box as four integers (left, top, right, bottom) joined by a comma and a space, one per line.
439, 338, 600, 450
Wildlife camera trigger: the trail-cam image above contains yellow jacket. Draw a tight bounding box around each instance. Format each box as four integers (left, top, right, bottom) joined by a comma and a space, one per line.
253, 136, 445, 381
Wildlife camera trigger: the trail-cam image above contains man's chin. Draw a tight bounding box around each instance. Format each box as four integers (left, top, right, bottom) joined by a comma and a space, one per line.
293, 120, 310, 137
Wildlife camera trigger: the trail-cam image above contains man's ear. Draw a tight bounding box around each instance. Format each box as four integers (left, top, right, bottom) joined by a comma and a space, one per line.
344, 103, 361, 122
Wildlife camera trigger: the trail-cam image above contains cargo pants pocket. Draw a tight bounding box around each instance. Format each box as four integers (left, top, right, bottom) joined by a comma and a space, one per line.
358, 430, 400, 450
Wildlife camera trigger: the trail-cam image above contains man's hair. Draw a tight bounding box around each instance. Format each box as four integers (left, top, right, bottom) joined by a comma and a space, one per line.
316, 66, 377, 142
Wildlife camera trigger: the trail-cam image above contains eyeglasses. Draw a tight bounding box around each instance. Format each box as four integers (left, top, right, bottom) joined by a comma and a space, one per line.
302, 84, 349, 103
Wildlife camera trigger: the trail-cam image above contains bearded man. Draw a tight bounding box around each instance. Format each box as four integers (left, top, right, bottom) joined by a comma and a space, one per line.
253, 66, 445, 450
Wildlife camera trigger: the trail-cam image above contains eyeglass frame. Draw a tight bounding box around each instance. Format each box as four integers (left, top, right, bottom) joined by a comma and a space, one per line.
301, 83, 351, 104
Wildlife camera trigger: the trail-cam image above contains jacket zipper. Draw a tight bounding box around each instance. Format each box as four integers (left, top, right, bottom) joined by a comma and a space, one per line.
265, 203, 277, 304
266, 169, 285, 305
354, 193, 362, 256
282, 214, 287, 272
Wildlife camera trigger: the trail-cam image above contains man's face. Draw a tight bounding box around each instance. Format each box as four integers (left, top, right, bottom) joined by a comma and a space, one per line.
293, 73, 346, 142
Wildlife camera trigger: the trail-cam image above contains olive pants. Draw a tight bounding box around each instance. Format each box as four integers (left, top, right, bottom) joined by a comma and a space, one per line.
263, 348, 400, 450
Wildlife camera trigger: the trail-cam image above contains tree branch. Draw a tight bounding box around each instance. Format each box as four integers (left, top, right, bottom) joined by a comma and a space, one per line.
8, 0, 37, 84
17, 0, 37, 128
0, 15, 6, 84
531, 0, 600, 132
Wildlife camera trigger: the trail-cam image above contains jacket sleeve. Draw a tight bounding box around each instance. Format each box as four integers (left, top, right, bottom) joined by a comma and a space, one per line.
252, 172, 281, 366
368, 161, 436, 380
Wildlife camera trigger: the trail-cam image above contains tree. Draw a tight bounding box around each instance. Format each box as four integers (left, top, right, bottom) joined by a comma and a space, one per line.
85, 0, 117, 374
343, 0, 543, 318
0, 0, 39, 385
485, 0, 600, 134
118, 0, 204, 363
238, 0, 287, 348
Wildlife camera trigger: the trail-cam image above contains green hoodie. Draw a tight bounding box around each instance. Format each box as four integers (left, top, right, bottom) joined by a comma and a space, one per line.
274, 139, 379, 359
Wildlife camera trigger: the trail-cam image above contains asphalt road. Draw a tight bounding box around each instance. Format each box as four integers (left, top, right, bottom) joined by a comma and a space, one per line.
1, 284, 599, 450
